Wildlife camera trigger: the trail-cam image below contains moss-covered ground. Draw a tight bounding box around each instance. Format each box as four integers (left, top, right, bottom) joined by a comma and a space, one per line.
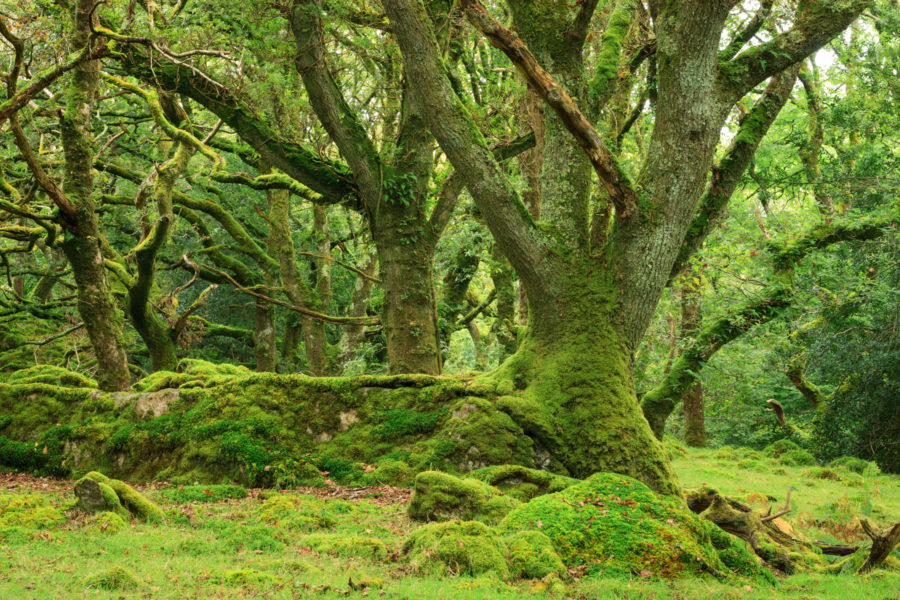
0, 444, 898, 599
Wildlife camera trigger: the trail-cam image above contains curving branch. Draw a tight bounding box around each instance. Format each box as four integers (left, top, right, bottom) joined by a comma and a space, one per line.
720, 0, 869, 99
719, 0, 774, 62
460, 0, 638, 217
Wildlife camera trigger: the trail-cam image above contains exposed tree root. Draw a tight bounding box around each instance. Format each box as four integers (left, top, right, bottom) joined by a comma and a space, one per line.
859, 519, 900, 573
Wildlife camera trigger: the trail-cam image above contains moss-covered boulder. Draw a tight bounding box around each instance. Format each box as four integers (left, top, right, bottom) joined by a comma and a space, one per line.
503, 530, 566, 579
404, 520, 510, 578
408, 471, 519, 524
74, 472, 164, 523
499, 472, 766, 580
470, 465, 578, 501
828, 456, 880, 475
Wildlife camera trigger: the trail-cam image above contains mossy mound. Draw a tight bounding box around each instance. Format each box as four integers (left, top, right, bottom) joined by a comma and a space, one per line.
217, 568, 280, 586
469, 465, 578, 502
802, 467, 843, 481
499, 472, 765, 580
367, 459, 415, 486
504, 530, 567, 579
828, 456, 880, 475
86, 511, 128, 534
299, 533, 389, 560
75, 471, 164, 523
255, 494, 349, 531
159, 484, 248, 504
404, 520, 510, 579
83, 566, 140, 591
4, 365, 97, 388
407, 471, 519, 524
763, 440, 817, 466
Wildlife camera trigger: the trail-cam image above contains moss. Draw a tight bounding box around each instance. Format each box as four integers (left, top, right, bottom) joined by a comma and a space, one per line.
74, 475, 130, 520
408, 471, 519, 524
372, 408, 445, 439
404, 520, 510, 579
87, 511, 127, 534
83, 566, 140, 591
499, 472, 765, 580
469, 465, 578, 502
158, 484, 248, 503
299, 533, 388, 560
430, 397, 536, 471
255, 494, 347, 531
504, 530, 566, 579
0, 492, 65, 530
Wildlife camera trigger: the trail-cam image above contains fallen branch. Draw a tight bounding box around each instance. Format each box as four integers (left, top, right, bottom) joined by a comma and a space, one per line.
859, 519, 900, 572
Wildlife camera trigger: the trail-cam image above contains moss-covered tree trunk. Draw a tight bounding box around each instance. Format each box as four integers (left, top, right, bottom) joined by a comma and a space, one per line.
254, 300, 277, 372
372, 204, 441, 375
58, 0, 131, 391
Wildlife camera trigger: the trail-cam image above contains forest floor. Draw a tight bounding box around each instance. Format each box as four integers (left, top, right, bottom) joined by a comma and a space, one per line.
1, 445, 899, 600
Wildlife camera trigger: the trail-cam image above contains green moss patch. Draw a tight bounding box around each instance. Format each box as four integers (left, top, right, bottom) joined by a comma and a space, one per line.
255, 494, 350, 531
86, 510, 128, 534
408, 471, 519, 524
504, 530, 566, 579
159, 484, 248, 504
0, 492, 65, 531
298, 533, 389, 560
404, 520, 510, 579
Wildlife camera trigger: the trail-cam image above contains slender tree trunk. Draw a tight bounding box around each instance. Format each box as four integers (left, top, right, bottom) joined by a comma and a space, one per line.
254, 300, 277, 372
58, 0, 131, 390
489, 245, 518, 356
681, 274, 705, 447
337, 251, 377, 370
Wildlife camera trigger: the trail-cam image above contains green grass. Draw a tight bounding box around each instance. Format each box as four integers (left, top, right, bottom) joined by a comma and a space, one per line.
0, 446, 898, 599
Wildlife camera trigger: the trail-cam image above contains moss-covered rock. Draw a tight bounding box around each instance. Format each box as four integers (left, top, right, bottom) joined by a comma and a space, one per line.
408, 471, 519, 524
299, 533, 388, 560
5, 365, 97, 388
74, 475, 130, 520
75, 472, 164, 523
802, 467, 843, 481
404, 520, 510, 579
470, 465, 578, 501
83, 566, 140, 591
499, 472, 765, 580
503, 530, 566, 579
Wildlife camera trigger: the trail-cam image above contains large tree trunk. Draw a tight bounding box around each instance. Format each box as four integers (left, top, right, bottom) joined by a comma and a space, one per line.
485, 267, 681, 496
254, 300, 277, 372
372, 205, 441, 375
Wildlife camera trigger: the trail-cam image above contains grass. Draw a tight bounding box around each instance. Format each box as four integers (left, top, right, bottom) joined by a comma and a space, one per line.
0, 446, 898, 599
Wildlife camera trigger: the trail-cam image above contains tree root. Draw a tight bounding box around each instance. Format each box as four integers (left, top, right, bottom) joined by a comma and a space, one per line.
859, 519, 900, 573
